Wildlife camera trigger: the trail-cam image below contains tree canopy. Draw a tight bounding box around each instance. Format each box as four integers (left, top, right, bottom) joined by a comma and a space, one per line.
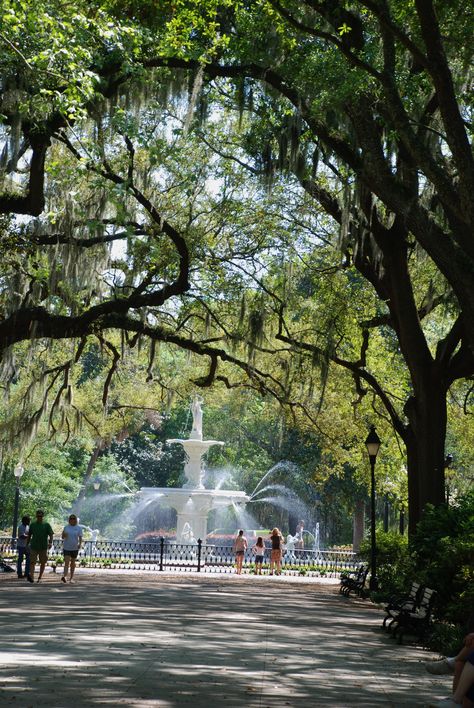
0, 0, 473, 532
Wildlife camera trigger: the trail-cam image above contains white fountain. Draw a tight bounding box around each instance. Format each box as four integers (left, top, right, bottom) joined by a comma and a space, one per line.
140, 396, 249, 542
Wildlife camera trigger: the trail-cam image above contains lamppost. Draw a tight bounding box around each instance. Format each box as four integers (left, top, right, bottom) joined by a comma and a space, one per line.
12, 463, 25, 544
365, 425, 381, 592
444, 454, 453, 504
399, 465, 408, 535
91, 478, 101, 528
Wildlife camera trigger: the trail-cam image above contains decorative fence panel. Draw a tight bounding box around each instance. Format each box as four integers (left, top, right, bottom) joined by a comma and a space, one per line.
1, 536, 358, 577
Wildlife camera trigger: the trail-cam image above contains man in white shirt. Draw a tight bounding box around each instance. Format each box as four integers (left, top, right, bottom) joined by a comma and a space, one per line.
61, 514, 83, 583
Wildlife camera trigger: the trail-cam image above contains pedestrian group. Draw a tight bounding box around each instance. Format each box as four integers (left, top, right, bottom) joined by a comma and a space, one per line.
17, 513, 305, 581
16, 509, 83, 584
232, 524, 299, 575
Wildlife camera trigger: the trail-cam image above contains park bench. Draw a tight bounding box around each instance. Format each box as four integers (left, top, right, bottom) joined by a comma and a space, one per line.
382, 581, 424, 631
391, 586, 437, 644
0, 556, 15, 573
339, 564, 369, 597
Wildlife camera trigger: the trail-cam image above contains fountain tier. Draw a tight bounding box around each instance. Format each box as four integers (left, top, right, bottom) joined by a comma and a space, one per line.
139, 487, 249, 542
166, 438, 224, 489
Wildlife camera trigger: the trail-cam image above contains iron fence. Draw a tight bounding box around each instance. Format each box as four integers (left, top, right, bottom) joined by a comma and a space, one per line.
0, 536, 358, 577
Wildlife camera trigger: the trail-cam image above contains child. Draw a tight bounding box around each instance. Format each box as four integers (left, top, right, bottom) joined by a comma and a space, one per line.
252, 536, 265, 575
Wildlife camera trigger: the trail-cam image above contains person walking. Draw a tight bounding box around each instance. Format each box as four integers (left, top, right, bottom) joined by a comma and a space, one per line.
61, 514, 83, 583
269, 527, 284, 575
16, 515, 30, 579
27, 510, 54, 583
252, 536, 265, 575
232, 529, 248, 575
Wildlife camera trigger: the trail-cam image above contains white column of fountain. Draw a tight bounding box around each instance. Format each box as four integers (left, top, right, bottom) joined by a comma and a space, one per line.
140, 396, 248, 543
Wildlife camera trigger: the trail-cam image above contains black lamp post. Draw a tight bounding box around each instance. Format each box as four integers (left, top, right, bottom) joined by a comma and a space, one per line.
444, 454, 453, 504
91, 478, 101, 528
365, 425, 381, 592
11, 463, 25, 544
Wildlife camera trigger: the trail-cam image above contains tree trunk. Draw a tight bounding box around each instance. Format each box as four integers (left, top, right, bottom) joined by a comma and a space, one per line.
405, 381, 447, 535
72, 440, 105, 513
370, 225, 449, 536
352, 498, 365, 552
288, 512, 299, 536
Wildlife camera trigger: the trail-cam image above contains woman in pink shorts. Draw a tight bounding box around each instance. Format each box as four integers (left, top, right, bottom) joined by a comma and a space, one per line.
269, 527, 284, 575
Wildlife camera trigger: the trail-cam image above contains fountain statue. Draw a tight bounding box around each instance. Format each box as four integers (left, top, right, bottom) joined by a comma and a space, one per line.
190, 395, 203, 440
167, 395, 226, 489
180, 521, 196, 544
140, 396, 249, 542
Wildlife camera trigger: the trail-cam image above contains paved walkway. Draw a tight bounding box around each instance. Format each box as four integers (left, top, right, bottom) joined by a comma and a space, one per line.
0, 570, 450, 707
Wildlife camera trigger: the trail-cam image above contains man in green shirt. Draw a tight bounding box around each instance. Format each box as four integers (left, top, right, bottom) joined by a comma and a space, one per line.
27, 509, 54, 583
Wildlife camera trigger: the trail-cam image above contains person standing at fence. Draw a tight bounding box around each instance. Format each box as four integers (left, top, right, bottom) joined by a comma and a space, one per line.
252, 536, 265, 575
269, 527, 284, 575
61, 514, 83, 583
26, 510, 54, 583
295, 520, 305, 550
232, 529, 248, 575
16, 515, 30, 579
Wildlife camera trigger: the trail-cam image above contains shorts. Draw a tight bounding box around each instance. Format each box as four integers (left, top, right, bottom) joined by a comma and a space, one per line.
271, 549, 282, 562
235, 550, 245, 556
254, 555, 264, 563
30, 549, 48, 565
64, 550, 79, 559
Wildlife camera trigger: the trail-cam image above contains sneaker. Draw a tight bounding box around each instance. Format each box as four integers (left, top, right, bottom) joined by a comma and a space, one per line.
17, 574, 24, 579
26, 575, 33, 583
428, 699, 461, 708
61, 576, 66, 583
425, 659, 455, 675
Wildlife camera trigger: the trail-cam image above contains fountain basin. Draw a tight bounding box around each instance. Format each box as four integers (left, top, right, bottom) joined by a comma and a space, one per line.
140, 487, 249, 542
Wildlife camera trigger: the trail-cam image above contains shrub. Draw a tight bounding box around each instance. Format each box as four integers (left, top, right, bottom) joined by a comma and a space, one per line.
410, 492, 474, 625
359, 531, 412, 598
206, 533, 237, 546
357, 493, 473, 652
135, 530, 176, 542
425, 623, 465, 657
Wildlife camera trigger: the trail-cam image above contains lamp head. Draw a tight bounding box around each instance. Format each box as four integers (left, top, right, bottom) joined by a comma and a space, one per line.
93, 479, 101, 491
13, 463, 24, 480
365, 425, 381, 459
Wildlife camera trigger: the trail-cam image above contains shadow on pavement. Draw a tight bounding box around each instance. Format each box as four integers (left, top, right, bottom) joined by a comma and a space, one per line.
0, 573, 449, 707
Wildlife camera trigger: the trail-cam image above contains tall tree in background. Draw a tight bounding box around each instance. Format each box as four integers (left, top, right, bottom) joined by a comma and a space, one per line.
145, 0, 474, 531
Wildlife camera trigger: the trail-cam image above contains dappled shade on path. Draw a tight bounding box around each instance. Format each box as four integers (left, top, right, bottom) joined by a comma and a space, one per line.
0, 573, 448, 706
